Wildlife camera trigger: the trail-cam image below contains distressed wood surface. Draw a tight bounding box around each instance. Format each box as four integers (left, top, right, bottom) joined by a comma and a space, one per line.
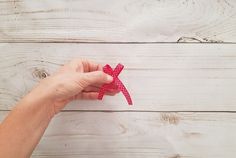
1, 0, 236, 157
0, 0, 236, 43
0, 43, 236, 111
1, 111, 236, 158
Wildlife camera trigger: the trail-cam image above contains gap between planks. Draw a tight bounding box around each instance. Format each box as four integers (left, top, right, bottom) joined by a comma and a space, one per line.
1, 109, 236, 113
0, 41, 236, 44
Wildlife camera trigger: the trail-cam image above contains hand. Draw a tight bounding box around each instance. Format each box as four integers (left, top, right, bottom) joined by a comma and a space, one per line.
29, 59, 119, 115
0, 59, 120, 158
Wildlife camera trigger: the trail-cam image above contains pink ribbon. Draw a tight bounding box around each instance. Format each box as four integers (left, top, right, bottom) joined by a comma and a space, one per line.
98, 63, 133, 105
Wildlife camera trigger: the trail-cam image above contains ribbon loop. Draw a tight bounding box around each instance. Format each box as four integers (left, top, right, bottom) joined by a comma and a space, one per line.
98, 63, 133, 105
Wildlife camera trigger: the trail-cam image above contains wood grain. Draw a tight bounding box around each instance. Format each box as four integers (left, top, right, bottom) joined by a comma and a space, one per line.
1, 111, 236, 158
1, 0, 236, 157
0, 43, 236, 111
0, 0, 235, 42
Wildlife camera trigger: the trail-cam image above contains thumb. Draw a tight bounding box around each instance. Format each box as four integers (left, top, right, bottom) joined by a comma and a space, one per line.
81, 71, 113, 87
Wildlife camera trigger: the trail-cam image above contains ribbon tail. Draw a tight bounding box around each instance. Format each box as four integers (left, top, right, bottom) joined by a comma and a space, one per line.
103, 65, 114, 76
115, 79, 133, 105
113, 63, 124, 76
98, 84, 109, 100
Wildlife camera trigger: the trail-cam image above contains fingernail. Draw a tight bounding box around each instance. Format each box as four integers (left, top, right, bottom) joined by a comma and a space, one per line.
107, 75, 113, 82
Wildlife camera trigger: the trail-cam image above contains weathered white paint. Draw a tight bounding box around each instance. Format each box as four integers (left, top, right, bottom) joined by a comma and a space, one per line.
0, 0, 235, 42
0, 43, 236, 111
1, 0, 236, 157
1, 111, 236, 158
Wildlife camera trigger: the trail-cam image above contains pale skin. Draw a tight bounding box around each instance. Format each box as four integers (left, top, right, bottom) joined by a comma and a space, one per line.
0, 59, 119, 158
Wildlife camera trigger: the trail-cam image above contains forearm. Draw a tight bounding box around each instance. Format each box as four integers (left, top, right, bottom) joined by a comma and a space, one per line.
0, 84, 55, 158
0, 59, 115, 158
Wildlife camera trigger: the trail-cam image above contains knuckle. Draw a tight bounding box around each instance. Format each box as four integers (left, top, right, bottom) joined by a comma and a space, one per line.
96, 71, 105, 79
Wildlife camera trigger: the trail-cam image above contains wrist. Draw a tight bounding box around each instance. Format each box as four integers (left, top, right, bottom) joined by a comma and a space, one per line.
19, 79, 56, 119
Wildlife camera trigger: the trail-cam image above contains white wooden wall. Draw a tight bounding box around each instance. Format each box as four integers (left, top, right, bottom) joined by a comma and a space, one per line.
0, 0, 236, 157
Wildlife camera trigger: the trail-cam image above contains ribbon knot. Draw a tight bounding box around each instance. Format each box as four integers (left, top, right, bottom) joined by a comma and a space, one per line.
98, 63, 133, 105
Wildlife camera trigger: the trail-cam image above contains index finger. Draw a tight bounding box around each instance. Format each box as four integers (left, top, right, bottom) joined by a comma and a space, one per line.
63, 58, 103, 73
81, 59, 103, 72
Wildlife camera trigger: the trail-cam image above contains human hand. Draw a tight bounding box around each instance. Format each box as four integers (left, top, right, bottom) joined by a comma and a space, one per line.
0, 59, 120, 157
29, 59, 119, 116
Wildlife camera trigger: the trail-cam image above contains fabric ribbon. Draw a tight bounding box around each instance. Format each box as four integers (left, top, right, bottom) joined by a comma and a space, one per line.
98, 63, 133, 105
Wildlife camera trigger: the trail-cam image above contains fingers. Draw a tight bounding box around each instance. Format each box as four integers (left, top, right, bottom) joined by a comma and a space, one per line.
83, 86, 100, 92
81, 71, 113, 87
81, 59, 103, 72
84, 83, 119, 91
75, 91, 118, 100
83, 85, 120, 94
89, 82, 119, 90
75, 92, 99, 100
64, 58, 103, 73
68, 59, 84, 72
103, 91, 120, 96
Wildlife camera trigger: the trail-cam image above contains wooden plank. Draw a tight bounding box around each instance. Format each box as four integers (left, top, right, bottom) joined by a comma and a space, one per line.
0, 43, 236, 111
0, 0, 235, 42
1, 111, 236, 158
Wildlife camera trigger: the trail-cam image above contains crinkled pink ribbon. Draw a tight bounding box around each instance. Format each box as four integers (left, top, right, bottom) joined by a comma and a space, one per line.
98, 63, 133, 105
